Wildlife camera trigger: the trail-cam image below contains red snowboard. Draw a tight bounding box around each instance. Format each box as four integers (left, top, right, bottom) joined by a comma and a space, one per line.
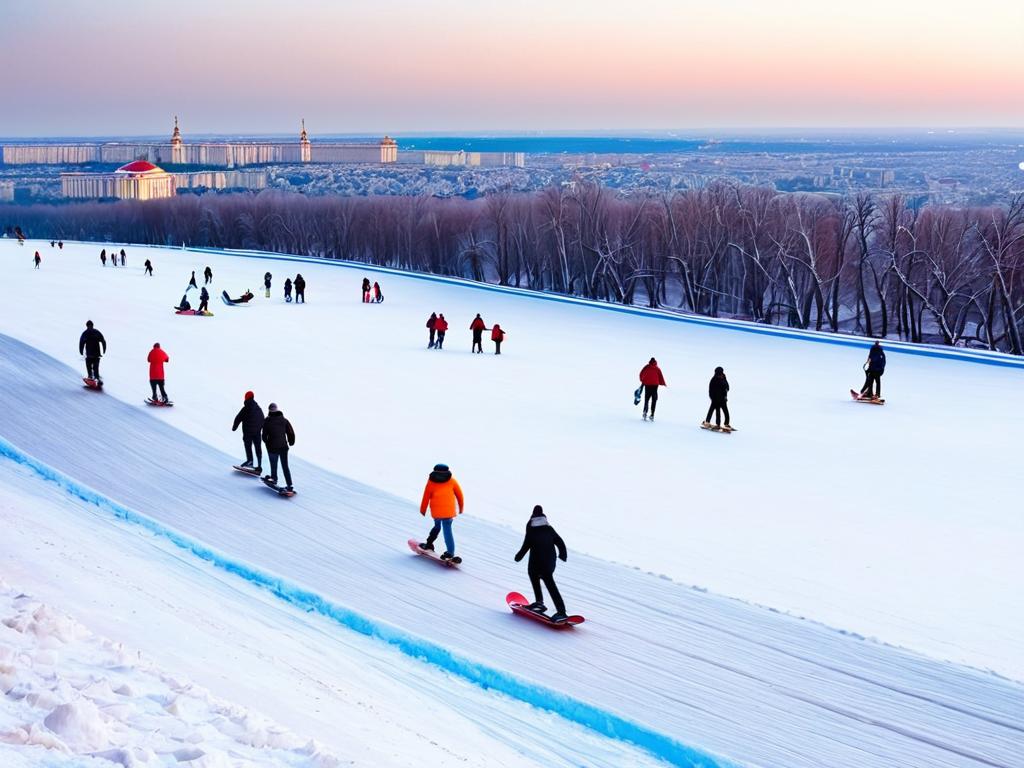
83, 378, 103, 391
506, 591, 584, 628
407, 538, 460, 567
850, 389, 885, 405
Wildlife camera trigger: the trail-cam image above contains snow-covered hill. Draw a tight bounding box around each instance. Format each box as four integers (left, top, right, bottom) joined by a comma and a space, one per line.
1, 238, 1022, 767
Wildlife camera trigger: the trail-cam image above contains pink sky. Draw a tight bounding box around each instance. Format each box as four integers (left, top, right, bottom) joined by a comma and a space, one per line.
1, 0, 1021, 136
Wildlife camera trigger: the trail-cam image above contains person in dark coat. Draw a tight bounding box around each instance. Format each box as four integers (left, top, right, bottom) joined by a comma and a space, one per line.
294, 274, 306, 303
703, 366, 731, 429
33, 251, 41, 269
188, 270, 198, 289
175, 293, 192, 311
284, 278, 293, 302
232, 391, 266, 471
100, 249, 107, 266
860, 341, 886, 399
362, 277, 371, 303
514, 505, 569, 621
204, 266, 213, 284
426, 312, 438, 348
264, 271, 272, 298
197, 286, 210, 313
120, 248, 126, 265
78, 320, 106, 382
261, 403, 296, 490
470, 314, 486, 353
638, 358, 666, 421
144, 259, 153, 276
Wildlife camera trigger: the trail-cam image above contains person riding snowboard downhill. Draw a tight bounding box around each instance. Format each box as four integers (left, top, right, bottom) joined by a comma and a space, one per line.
418, 463, 464, 562
79, 320, 106, 383
703, 366, 732, 430
232, 391, 265, 472
261, 403, 296, 491
147, 342, 170, 403
514, 505, 569, 622
638, 357, 666, 421
859, 340, 886, 400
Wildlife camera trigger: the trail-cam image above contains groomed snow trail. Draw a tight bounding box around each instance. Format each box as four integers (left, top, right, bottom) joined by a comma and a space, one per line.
0, 335, 1020, 768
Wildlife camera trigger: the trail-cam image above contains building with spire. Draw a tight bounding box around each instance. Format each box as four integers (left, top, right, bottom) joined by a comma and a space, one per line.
170, 116, 184, 164
300, 119, 311, 163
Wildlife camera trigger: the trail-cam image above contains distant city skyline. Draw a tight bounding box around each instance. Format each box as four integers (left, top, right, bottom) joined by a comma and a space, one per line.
2, 0, 1022, 137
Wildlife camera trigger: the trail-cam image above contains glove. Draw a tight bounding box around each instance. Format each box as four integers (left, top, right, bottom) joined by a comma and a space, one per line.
514, 553, 523, 562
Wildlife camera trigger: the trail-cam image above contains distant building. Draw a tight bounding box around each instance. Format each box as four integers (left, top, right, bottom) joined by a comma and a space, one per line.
0, 181, 13, 202
61, 160, 176, 200
397, 149, 525, 168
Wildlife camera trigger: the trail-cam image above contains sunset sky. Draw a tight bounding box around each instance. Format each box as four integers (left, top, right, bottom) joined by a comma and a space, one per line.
2, 0, 1022, 136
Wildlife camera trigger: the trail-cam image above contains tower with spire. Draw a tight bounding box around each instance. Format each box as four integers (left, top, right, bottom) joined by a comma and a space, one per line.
300, 119, 311, 163
170, 116, 184, 164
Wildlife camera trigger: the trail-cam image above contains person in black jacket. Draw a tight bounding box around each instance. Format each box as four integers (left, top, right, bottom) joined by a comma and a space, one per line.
264, 271, 272, 298
703, 366, 731, 430
232, 391, 266, 471
294, 274, 306, 303
859, 341, 886, 399
261, 403, 296, 490
204, 265, 213, 284
197, 286, 210, 313
144, 259, 153, 276
78, 320, 106, 381
514, 505, 569, 621
188, 270, 198, 289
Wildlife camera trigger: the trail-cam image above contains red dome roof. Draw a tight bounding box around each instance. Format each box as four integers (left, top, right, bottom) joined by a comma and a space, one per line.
117, 160, 162, 174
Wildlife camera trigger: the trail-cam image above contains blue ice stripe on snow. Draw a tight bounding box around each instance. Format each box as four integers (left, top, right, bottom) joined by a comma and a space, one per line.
104, 240, 1024, 370
0, 435, 734, 768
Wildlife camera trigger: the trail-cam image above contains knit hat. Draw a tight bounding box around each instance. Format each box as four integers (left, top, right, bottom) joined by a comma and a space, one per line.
244, 391, 254, 401
433, 463, 449, 472
531, 505, 544, 518
268, 403, 279, 412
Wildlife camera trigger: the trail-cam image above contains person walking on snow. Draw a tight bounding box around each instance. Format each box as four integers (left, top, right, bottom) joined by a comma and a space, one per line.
204, 266, 213, 285
639, 357, 666, 421
426, 312, 438, 348
514, 505, 569, 622
261, 403, 295, 491
147, 343, 170, 403
144, 259, 153, 276
373, 281, 382, 303
859, 341, 886, 400
100, 249, 107, 266
197, 286, 210, 313
79, 320, 106, 382
491, 323, 506, 354
33, 251, 41, 269
284, 278, 293, 302
361, 277, 372, 303
703, 366, 732, 430
188, 270, 198, 290
418, 463, 464, 562
232, 391, 265, 472
120, 248, 126, 266
470, 313, 486, 353
294, 274, 305, 303
111, 250, 118, 267
264, 272, 272, 298
434, 313, 449, 349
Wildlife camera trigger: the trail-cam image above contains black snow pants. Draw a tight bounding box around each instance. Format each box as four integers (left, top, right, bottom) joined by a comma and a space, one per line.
243, 434, 263, 467
860, 371, 882, 398
269, 449, 292, 487
85, 357, 100, 380
529, 568, 565, 614
494, 339, 502, 355
149, 379, 168, 401
472, 331, 483, 353
706, 399, 730, 426
643, 384, 659, 416
428, 329, 436, 348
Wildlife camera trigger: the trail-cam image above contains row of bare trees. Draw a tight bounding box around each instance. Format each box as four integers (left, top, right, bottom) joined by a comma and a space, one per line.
6, 182, 1024, 353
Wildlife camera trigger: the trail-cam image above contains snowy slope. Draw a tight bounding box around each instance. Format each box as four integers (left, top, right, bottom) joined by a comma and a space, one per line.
2, 238, 1021, 681
0, 458, 666, 768
0, 332, 1020, 768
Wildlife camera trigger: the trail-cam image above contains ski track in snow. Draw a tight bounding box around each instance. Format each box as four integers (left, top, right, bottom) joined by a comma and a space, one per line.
0, 330, 1021, 767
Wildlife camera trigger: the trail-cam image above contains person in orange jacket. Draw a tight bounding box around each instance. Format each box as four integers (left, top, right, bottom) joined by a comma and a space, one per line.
418, 463, 464, 562
147, 342, 170, 403
638, 357, 666, 421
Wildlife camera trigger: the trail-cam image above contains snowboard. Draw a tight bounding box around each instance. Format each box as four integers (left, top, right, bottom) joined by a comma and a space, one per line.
145, 398, 174, 407
506, 592, 584, 628
850, 389, 885, 405
700, 423, 734, 433
174, 309, 214, 316
232, 464, 262, 477
262, 476, 296, 497
82, 377, 103, 390
633, 385, 643, 405
407, 538, 461, 567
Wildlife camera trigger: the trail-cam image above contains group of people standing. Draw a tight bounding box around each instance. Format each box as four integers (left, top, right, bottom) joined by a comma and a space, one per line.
99, 248, 127, 267
361, 277, 383, 303
425, 312, 506, 353
637, 357, 734, 431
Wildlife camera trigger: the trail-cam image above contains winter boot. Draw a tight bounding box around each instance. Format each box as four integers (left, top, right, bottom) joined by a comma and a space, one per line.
440, 551, 455, 561
642, 412, 647, 421
527, 602, 547, 613
550, 611, 568, 623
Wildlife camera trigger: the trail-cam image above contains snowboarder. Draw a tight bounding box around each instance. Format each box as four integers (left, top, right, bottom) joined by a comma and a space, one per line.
232, 391, 265, 472
859, 341, 886, 400
175, 293, 192, 312
147, 343, 170, 403
294, 274, 305, 303
361, 277, 371, 303
144, 259, 153, 276
264, 272, 272, 298
426, 312, 438, 348
100, 249, 107, 266
78, 320, 106, 382
120, 248, 126, 266
638, 358, 666, 421
703, 366, 731, 430
261, 403, 295, 491
514, 505, 569, 622
283, 278, 293, 302
188, 271, 198, 290
373, 281, 383, 303
418, 463, 464, 562
33, 251, 41, 269
491, 323, 506, 354
434, 314, 449, 349
203, 265, 212, 285
197, 286, 210, 313
470, 314, 486, 353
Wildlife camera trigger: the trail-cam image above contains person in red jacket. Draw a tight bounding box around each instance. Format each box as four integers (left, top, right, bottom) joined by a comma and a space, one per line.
491, 323, 506, 354
469, 313, 487, 353
434, 313, 449, 349
147, 342, 170, 403
638, 357, 666, 421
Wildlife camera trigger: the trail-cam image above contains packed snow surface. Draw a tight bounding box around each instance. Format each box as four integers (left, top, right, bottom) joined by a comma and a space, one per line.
0, 239, 1022, 767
